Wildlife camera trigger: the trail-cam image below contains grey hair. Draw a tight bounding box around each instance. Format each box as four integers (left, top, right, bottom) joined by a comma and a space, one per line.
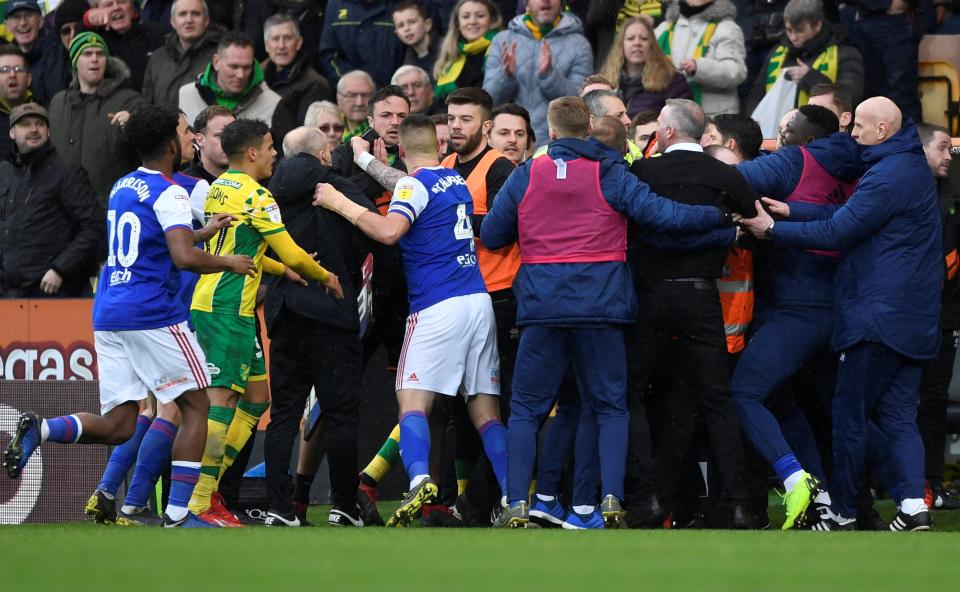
784, 0, 825, 24
663, 99, 706, 140
304, 100, 341, 126
337, 70, 376, 94
263, 12, 300, 42
283, 126, 328, 157
171, 0, 209, 18
582, 89, 622, 118
391, 65, 431, 87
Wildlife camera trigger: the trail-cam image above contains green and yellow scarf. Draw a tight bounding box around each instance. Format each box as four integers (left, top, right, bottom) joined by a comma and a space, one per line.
522, 12, 561, 40
657, 20, 718, 105
435, 30, 498, 98
765, 44, 838, 106
198, 60, 265, 111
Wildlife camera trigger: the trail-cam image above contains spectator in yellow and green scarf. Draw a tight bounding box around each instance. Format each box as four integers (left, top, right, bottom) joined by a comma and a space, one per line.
434, 0, 502, 99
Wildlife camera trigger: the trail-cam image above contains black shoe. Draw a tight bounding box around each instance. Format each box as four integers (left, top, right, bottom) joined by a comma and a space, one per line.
728, 504, 751, 530
623, 495, 667, 529
420, 505, 463, 528
810, 516, 856, 531
856, 505, 887, 531
453, 493, 491, 527
236, 508, 269, 525
889, 509, 932, 532
671, 510, 706, 529
84, 490, 117, 524
357, 483, 385, 527
264, 510, 302, 527
930, 487, 960, 511
328, 507, 364, 527
116, 506, 163, 527
797, 504, 831, 530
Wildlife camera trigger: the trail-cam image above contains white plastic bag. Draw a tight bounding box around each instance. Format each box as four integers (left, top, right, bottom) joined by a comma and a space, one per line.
751, 73, 798, 138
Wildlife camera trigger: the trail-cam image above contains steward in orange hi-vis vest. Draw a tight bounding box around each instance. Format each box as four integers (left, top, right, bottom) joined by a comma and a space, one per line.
718, 247, 753, 354
442, 148, 520, 292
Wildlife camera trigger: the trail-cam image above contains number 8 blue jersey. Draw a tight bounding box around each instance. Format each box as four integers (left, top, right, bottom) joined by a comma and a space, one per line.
388, 166, 487, 313
93, 167, 194, 331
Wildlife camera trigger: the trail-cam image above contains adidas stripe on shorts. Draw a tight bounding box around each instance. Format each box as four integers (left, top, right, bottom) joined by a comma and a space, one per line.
395, 292, 500, 397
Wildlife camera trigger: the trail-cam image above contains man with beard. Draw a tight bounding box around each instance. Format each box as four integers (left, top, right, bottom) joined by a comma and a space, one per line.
0, 102, 104, 298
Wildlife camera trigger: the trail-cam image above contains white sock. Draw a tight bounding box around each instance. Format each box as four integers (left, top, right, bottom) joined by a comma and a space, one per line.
101, 491, 115, 501
783, 470, 804, 492
814, 490, 831, 506
573, 505, 594, 515
120, 505, 139, 515
40, 419, 50, 442
410, 474, 429, 490
165, 504, 188, 521
900, 498, 927, 515
536, 494, 555, 502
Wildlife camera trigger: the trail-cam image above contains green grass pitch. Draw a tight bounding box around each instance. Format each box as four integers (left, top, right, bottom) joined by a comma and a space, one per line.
2, 499, 959, 592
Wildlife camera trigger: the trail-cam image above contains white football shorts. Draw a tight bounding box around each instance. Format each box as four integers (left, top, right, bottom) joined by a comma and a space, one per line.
395, 292, 501, 397
95, 321, 211, 414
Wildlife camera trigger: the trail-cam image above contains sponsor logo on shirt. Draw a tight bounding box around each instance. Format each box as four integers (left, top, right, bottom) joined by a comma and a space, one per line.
214, 179, 243, 190
395, 185, 414, 201
109, 268, 132, 286
207, 363, 221, 376
264, 203, 282, 223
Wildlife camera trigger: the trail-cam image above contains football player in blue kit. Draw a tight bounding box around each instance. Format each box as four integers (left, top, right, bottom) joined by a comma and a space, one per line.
3, 105, 257, 527
313, 113, 509, 527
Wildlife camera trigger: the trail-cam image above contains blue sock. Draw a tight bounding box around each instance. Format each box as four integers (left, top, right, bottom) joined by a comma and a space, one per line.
97, 414, 151, 496
123, 418, 178, 509
399, 411, 430, 485
42, 415, 82, 443
478, 419, 508, 496
166, 461, 200, 520
773, 453, 804, 484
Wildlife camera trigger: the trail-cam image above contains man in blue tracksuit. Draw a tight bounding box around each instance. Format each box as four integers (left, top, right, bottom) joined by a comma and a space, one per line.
741, 97, 942, 531
731, 104, 868, 529
481, 97, 729, 528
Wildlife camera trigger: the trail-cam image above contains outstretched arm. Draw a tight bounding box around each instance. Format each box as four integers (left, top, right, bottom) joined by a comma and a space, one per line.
166, 228, 256, 276
314, 183, 412, 245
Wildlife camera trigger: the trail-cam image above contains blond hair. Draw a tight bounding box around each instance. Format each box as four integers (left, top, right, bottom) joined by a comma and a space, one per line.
433, 0, 502, 81
547, 97, 590, 139
600, 16, 677, 95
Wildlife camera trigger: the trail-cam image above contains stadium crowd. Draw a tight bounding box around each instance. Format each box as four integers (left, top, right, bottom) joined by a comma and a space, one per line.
2, 0, 960, 532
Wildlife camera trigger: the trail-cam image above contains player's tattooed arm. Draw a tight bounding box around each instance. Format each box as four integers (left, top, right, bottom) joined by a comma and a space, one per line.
352, 136, 403, 191
361, 158, 405, 191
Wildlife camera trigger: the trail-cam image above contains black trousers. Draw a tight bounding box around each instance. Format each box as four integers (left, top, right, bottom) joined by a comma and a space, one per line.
265, 309, 362, 513
626, 279, 748, 508
451, 291, 519, 520
918, 328, 958, 483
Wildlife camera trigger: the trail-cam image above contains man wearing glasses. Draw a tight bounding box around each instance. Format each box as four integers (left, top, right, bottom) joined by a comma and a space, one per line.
336, 69, 376, 142
0, 45, 33, 161
391, 65, 439, 116
3, 0, 71, 106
